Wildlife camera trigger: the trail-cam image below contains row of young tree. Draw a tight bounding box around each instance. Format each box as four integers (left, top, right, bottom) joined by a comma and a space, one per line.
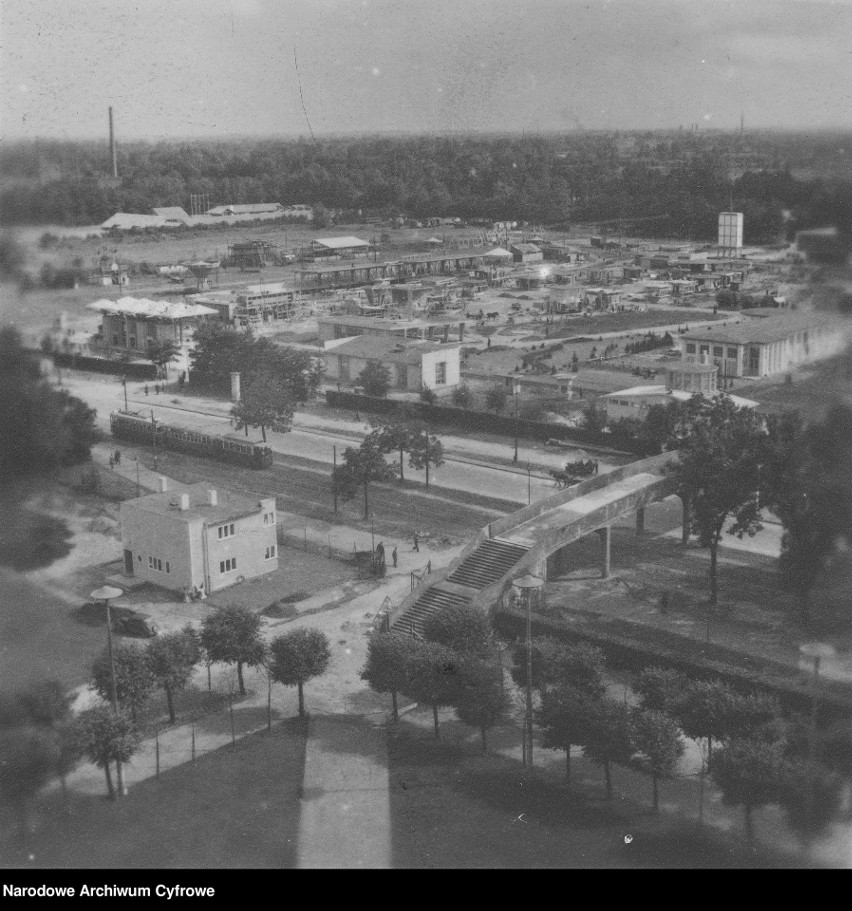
0, 607, 332, 825
611, 394, 852, 617
0, 327, 98, 483
332, 408, 445, 518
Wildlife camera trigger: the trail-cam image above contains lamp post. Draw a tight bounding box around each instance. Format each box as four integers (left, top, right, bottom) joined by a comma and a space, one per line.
90, 585, 127, 798
799, 643, 837, 754
134, 457, 140, 498
121, 375, 128, 411
512, 573, 544, 769
527, 462, 532, 505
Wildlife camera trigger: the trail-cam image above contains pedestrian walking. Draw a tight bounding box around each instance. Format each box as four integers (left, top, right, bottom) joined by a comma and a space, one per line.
155, 383, 160, 395
114, 450, 121, 465
392, 546, 398, 568
144, 384, 149, 396
376, 541, 385, 566
108, 455, 115, 470
426, 559, 432, 574
413, 532, 419, 552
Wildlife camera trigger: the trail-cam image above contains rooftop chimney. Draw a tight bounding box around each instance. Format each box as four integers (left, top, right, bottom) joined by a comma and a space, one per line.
109, 107, 118, 179
180, 493, 190, 511
159, 477, 168, 493
207, 490, 218, 506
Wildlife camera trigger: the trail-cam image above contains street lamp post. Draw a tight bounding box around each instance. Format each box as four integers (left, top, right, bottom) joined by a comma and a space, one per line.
121, 375, 128, 411
527, 463, 532, 505
90, 585, 127, 798
512, 574, 544, 769
799, 643, 837, 753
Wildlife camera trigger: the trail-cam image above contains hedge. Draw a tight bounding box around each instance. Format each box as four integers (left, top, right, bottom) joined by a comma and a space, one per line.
53, 352, 158, 380
492, 605, 852, 721
325, 390, 652, 455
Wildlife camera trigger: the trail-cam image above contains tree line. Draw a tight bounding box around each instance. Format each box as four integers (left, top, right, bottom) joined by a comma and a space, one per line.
0, 327, 98, 484
2, 134, 850, 245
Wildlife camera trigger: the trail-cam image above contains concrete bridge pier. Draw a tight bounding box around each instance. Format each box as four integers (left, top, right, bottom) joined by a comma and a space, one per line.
597, 526, 612, 578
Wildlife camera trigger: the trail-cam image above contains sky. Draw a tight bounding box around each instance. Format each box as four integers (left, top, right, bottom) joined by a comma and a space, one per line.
1, 0, 851, 141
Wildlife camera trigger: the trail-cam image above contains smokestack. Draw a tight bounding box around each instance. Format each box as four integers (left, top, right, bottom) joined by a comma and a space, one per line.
109, 107, 118, 179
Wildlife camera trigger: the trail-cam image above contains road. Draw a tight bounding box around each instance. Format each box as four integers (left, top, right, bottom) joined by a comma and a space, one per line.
58, 371, 620, 506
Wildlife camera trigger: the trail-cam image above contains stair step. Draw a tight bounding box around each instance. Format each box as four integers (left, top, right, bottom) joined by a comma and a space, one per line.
446, 538, 529, 590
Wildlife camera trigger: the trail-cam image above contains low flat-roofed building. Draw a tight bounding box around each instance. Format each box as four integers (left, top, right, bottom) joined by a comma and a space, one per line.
310, 236, 371, 257
323, 335, 461, 391
88, 296, 218, 353
151, 206, 191, 224
207, 203, 284, 217
120, 482, 278, 595
679, 310, 846, 378
102, 212, 169, 231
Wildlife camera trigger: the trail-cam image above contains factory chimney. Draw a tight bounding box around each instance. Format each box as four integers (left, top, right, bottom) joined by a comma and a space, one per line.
109, 107, 118, 178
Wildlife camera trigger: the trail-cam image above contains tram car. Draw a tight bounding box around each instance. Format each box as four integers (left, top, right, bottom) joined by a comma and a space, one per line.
110, 411, 273, 469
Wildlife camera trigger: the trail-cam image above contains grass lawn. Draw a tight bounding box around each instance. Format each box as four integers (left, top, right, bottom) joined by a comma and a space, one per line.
1, 719, 307, 869
544, 307, 723, 340
386, 722, 792, 869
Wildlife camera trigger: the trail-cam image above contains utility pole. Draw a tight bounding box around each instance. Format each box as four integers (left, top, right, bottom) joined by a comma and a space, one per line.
121, 375, 128, 411
424, 422, 431, 489
91, 587, 126, 797
527, 463, 532, 505
151, 410, 157, 470
333, 445, 338, 514
513, 396, 519, 463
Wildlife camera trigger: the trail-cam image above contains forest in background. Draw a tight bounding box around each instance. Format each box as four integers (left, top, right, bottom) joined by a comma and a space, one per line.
1, 131, 851, 244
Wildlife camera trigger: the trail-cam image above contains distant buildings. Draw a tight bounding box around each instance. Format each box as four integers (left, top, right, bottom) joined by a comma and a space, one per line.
602, 362, 758, 421
207, 203, 284, 217
678, 310, 846, 379
120, 482, 278, 595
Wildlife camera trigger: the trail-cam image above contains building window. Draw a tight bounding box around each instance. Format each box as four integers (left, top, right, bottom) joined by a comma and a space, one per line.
165, 562, 170, 574
218, 523, 235, 539
111, 333, 120, 346
148, 556, 163, 572
219, 558, 237, 574
265, 545, 276, 560
435, 362, 447, 385
129, 336, 137, 350
699, 345, 710, 356
263, 512, 276, 526
713, 346, 723, 357
727, 347, 737, 359
685, 343, 696, 354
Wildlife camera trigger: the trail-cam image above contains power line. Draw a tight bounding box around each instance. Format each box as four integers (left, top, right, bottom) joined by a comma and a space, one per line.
293, 45, 319, 149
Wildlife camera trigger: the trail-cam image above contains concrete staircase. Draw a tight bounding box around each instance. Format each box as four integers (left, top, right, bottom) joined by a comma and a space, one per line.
393, 538, 530, 636
395, 586, 472, 637
446, 538, 530, 589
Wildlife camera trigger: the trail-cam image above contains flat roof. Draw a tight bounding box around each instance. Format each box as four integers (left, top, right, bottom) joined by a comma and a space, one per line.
125, 482, 267, 525
311, 236, 371, 249
683, 311, 841, 346
87, 297, 218, 320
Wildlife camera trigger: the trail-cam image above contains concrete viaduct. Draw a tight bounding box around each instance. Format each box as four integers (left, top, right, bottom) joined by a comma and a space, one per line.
390, 452, 683, 637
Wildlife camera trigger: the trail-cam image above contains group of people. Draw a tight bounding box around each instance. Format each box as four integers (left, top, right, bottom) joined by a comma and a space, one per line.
107, 449, 122, 469
144, 383, 162, 396
182, 583, 206, 602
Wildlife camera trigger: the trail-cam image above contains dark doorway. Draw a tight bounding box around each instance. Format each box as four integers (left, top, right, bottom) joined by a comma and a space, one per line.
124, 549, 134, 575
